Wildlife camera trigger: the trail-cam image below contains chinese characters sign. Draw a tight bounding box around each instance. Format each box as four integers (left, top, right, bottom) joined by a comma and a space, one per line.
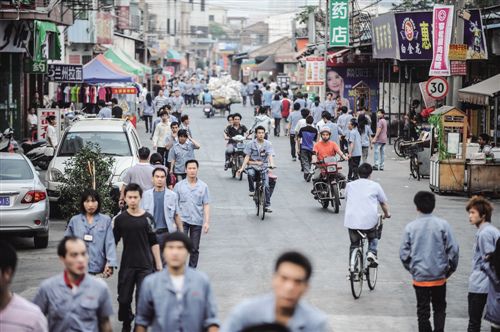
305, 57, 325, 86
329, 0, 349, 47
23, 59, 48, 74
96, 12, 113, 44
47, 64, 83, 83
394, 12, 434, 60
371, 14, 398, 59
463, 9, 488, 60
448, 44, 467, 60
0, 21, 31, 53
429, 5, 454, 76
37, 109, 61, 141
450, 61, 467, 76
112, 87, 137, 94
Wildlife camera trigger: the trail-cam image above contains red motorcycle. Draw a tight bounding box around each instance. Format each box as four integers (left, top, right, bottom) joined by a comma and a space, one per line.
311, 156, 346, 213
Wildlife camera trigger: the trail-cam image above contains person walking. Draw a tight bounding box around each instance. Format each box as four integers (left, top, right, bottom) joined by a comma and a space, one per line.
164, 121, 180, 169
114, 183, 162, 332
0, 241, 48, 332
241, 81, 249, 107
337, 106, 352, 152
250, 106, 273, 139
263, 86, 273, 111
358, 114, 373, 164
281, 93, 291, 136
481, 239, 500, 332
170, 89, 185, 120
45, 115, 59, 149
119, 147, 154, 208
174, 160, 211, 268
347, 119, 362, 181
33, 237, 114, 332
297, 116, 318, 181
221, 251, 329, 332
324, 92, 336, 118
372, 109, 388, 171
143, 93, 155, 133
152, 110, 171, 164
135, 232, 220, 331
271, 94, 282, 137
168, 129, 201, 182
287, 103, 302, 161
466, 196, 500, 332
65, 189, 117, 277
310, 97, 325, 125
400, 191, 460, 332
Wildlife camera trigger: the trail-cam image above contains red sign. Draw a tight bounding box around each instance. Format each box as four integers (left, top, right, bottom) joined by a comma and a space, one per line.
450, 61, 467, 76
112, 87, 137, 95
425, 76, 449, 100
165, 66, 175, 75
116, 6, 130, 30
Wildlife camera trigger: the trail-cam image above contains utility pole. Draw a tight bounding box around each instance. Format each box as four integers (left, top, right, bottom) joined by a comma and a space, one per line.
323, 0, 329, 100
447, 0, 465, 106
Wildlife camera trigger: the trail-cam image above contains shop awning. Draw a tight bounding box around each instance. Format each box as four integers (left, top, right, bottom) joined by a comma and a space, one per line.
275, 52, 298, 63
166, 49, 182, 63
458, 74, 500, 106
83, 55, 134, 83
252, 56, 277, 72
104, 47, 152, 76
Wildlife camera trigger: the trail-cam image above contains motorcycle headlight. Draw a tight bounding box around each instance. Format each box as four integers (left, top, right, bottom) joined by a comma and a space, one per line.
327, 165, 337, 172
50, 168, 63, 181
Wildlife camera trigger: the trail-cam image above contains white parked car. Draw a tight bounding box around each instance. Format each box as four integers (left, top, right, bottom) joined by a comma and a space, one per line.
46, 119, 141, 209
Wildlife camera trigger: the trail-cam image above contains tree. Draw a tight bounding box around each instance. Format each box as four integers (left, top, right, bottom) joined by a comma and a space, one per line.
57, 143, 115, 219
209, 22, 227, 39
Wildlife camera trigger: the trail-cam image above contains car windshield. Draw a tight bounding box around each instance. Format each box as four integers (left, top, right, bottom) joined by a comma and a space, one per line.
58, 132, 131, 157
0, 159, 34, 180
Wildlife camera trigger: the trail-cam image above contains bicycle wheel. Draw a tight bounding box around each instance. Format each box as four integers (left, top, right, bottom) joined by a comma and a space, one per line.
350, 249, 363, 299
255, 185, 260, 216
260, 187, 266, 220
366, 265, 378, 290
410, 155, 419, 179
393, 137, 405, 158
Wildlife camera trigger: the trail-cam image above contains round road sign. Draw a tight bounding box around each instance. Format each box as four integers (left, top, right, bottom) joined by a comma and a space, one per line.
425, 76, 449, 100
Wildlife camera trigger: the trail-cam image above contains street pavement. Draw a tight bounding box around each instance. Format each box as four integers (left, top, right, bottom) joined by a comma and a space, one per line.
8, 103, 499, 331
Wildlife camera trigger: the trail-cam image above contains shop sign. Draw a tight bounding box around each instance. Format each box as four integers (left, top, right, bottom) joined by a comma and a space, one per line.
0, 21, 31, 53
164, 66, 175, 76
23, 58, 48, 74
112, 87, 137, 94
329, 0, 349, 47
371, 14, 399, 59
448, 44, 467, 60
327, 52, 376, 67
96, 12, 113, 44
47, 64, 83, 82
394, 11, 434, 60
463, 9, 488, 60
37, 109, 61, 141
450, 61, 467, 76
305, 57, 325, 86
116, 6, 130, 30
429, 5, 454, 76
276, 75, 290, 88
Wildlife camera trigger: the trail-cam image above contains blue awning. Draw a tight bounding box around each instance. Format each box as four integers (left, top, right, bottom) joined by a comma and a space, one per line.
83, 55, 134, 83
166, 49, 182, 63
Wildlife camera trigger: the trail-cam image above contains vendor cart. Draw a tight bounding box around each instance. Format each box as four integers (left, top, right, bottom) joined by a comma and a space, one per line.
212, 97, 232, 117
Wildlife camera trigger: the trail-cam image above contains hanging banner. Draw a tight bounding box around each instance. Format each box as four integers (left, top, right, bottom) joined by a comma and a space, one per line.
371, 14, 399, 59
37, 109, 61, 141
47, 64, 83, 83
448, 44, 467, 60
329, 0, 349, 47
96, 12, 113, 45
0, 21, 31, 53
464, 9, 488, 60
305, 57, 325, 86
394, 11, 434, 60
429, 5, 454, 76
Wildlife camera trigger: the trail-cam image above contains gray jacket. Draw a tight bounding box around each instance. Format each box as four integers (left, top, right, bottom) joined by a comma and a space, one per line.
469, 222, 500, 293
482, 262, 500, 325
400, 214, 459, 282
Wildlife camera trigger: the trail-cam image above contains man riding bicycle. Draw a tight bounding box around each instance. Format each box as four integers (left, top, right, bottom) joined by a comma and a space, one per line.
344, 163, 390, 267
237, 126, 275, 213
224, 113, 248, 170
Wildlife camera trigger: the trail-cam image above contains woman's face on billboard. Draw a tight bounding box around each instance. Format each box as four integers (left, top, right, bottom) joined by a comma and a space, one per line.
327, 70, 342, 93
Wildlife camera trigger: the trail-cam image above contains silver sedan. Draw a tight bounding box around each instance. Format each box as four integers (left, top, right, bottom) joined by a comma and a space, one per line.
0, 152, 50, 248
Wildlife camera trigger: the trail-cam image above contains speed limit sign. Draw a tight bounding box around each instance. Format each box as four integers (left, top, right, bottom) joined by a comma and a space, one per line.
425, 77, 449, 100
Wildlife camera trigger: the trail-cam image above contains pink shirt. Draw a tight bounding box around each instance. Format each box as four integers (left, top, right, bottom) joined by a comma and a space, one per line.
0, 293, 48, 332
376, 118, 388, 144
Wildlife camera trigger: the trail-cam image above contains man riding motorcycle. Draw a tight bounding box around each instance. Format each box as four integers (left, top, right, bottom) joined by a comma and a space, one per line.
224, 113, 248, 170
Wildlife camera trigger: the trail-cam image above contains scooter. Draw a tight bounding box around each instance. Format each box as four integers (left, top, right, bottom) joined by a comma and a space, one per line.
0, 128, 22, 153
25, 143, 54, 170
203, 104, 215, 118
21, 139, 47, 154
310, 156, 346, 213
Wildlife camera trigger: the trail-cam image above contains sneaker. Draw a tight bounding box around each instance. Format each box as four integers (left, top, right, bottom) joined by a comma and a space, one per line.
292, 157, 297, 162
372, 166, 379, 171
249, 191, 255, 196
367, 252, 379, 267
379, 168, 384, 171
265, 207, 273, 213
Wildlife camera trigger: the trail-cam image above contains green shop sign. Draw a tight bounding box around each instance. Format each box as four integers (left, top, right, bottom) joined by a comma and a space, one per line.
23, 58, 48, 74
329, 0, 350, 47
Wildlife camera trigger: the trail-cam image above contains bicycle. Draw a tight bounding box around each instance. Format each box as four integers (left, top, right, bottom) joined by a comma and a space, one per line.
349, 214, 386, 299
400, 142, 424, 181
247, 165, 274, 220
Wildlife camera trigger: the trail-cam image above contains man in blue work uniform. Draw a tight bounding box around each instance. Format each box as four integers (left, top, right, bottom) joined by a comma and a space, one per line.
174, 159, 211, 268
237, 126, 276, 212
168, 129, 201, 182
135, 232, 220, 332
141, 168, 184, 253
221, 251, 329, 332
33, 237, 114, 332
263, 85, 274, 111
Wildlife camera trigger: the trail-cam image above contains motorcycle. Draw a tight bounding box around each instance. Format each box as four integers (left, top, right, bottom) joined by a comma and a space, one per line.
21, 139, 47, 154
229, 135, 247, 180
25, 142, 54, 170
310, 156, 346, 213
0, 128, 22, 153
203, 104, 215, 118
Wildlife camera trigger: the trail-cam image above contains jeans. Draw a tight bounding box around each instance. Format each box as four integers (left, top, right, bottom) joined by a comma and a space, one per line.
373, 143, 386, 169
348, 228, 378, 256
117, 267, 152, 324
468, 292, 487, 332
289, 134, 297, 158
157, 147, 166, 166
348, 156, 361, 181
242, 95, 247, 106
300, 149, 313, 175
247, 167, 271, 207
362, 146, 369, 163
274, 118, 281, 136
144, 115, 153, 133
413, 284, 447, 332
183, 222, 202, 268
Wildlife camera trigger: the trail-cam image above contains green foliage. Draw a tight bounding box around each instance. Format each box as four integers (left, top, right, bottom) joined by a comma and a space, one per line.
209, 22, 226, 39
57, 143, 115, 219
428, 114, 449, 160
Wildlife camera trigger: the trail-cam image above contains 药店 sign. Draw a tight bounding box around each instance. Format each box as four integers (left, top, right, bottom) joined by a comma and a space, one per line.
47, 64, 83, 83
329, 0, 349, 47
429, 5, 454, 76
305, 57, 325, 86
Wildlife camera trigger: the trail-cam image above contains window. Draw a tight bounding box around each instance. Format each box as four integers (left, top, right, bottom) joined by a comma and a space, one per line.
209, 15, 214, 22
0, 159, 33, 181
58, 132, 132, 157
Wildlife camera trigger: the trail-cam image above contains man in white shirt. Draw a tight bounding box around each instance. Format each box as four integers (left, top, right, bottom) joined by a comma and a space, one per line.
46, 115, 58, 148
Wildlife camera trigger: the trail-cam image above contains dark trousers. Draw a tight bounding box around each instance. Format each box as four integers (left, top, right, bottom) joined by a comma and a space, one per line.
242, 95, 247, 106
468, 292, 488, 332
157, 147, 166, 165
274, 118, 281, 136
413, 284, 447, 332
117, 267, 152, 324
183, 222, 202, 268
348, 156, 361, 180
300, 149, 313, 176
289, 134, 297, 158
340, 136, 349, 153
144, 115, 153, 133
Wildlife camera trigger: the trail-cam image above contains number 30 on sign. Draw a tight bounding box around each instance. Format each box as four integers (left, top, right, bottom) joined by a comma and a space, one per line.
425, 76, 449, 100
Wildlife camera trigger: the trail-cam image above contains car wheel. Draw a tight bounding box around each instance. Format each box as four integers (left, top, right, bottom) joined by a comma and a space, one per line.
34, 234, 49, 249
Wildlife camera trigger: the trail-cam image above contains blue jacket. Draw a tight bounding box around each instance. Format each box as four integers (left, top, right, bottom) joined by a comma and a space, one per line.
481, 262, 500, 325
141, 188, 180, 232
400, 214, 459, 282
469, 222, 500, 293
135, 268, 219, 331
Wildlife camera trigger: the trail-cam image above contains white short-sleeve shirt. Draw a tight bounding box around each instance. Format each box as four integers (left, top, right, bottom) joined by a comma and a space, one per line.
344, 178, 388, 230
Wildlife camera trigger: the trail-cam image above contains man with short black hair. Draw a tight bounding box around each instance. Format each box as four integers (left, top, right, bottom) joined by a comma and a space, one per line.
33, 237, 113, 332
111, 98, 123, 118
45, 115, 59, 148
337, 106, 352, 152
114, 183, 162, 332
297, 116, 318, 181
0, 241, 48, 331
224, 113, 248, 170
97, 100, 112, 119
168, 129, 200, 181
120, 147, 155, 207
135, 232, 220, 331
221, 251, 329, 331
372, 109, 388, 171
180, 114, 193, 137
400, 191, 459, 332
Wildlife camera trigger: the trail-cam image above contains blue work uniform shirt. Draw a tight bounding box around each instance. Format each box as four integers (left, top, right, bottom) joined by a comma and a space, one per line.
221, 293, 329, 332
361, 125, 373, 147
33, 273, 113, 332
349, 129, 362, 157
243, 139, 274, 166
311, 104, 325, 124
97, 107, 112, 119
263, 91, 273, 106
168, 141, 197, 174
141, 188, 180, 232
174, 178, 210, 226
136, 268, 219, 332
64, 213, 117, 273
287, 111, 302, 135
469, 222, 500, 293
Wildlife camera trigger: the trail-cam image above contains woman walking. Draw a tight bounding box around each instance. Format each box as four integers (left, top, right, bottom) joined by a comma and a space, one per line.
358, 114, 373, 163
271, 94, 282, 137
347, 119, 362, 181
143, 93, 154, 133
